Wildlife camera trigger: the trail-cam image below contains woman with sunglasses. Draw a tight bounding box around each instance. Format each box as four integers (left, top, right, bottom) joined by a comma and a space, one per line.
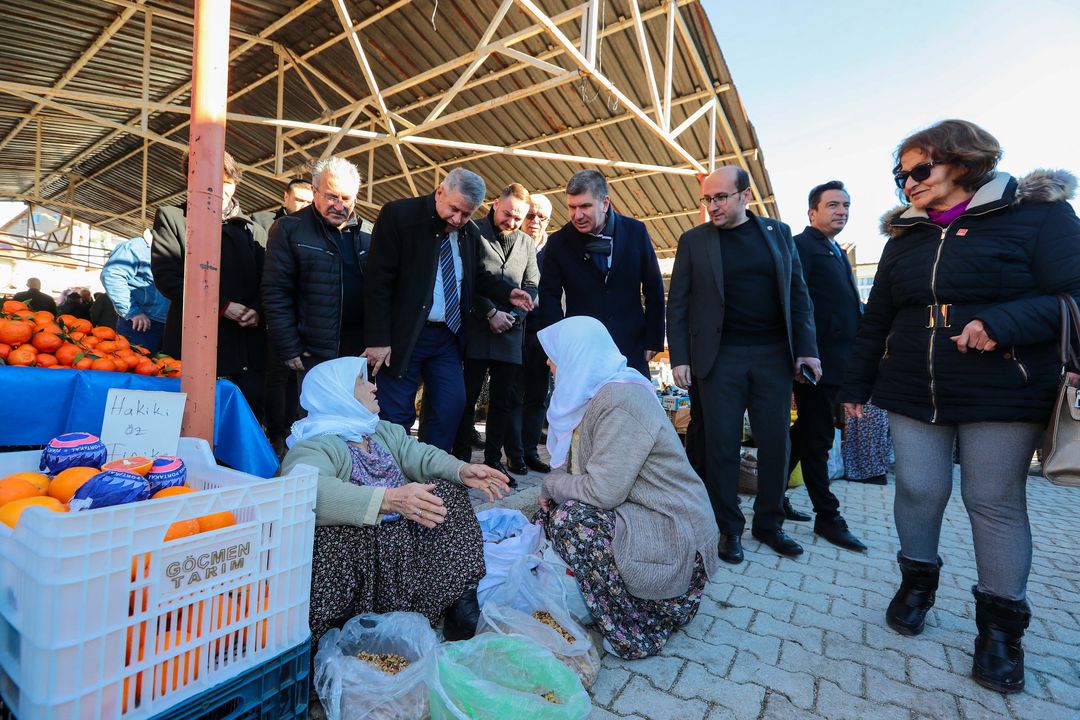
840, 119, 1080, 694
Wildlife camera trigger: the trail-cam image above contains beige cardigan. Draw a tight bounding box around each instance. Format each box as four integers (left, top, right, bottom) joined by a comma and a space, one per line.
542, 382, 720, 600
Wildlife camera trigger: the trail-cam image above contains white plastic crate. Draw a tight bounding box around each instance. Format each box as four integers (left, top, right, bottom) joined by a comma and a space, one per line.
0, 438, 317, 720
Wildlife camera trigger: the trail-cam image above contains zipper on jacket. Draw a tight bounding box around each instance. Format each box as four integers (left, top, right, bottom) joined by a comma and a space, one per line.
1011, 346, 1030, 383
882, 331, 894, 360
297, 243, 335, 256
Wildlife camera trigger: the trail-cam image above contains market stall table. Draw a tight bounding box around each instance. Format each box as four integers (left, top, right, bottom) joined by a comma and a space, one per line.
0, 366, 278, 477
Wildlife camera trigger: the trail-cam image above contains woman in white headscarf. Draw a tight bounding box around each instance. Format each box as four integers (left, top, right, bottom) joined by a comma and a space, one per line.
536, 317, 720, 659
279, 356, 510, 645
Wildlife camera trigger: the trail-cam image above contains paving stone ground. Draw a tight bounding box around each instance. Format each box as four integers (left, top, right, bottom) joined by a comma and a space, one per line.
471, 438, 1080, 720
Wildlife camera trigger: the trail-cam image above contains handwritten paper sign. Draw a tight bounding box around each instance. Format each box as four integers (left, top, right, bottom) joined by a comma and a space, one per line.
100, 389, 187, 460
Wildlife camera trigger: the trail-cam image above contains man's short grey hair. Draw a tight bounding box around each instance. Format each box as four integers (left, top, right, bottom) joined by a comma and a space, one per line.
530, 193, 553, 213
441, 168, 486, 207
311, 156, 361, 192
566, 170, 609, 200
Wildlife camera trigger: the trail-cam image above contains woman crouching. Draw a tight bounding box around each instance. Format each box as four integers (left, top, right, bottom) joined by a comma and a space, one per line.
280, 356, 510, 644
536, 316, 720, 659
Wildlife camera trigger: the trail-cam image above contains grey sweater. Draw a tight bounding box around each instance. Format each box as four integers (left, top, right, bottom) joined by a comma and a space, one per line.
542, 382, 720, 600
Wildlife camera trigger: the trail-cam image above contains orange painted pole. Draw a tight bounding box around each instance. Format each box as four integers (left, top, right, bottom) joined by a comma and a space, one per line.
180, 0, 231, 441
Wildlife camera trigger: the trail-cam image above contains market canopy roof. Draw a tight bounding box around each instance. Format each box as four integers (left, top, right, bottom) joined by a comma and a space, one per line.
0, 0, 778, 257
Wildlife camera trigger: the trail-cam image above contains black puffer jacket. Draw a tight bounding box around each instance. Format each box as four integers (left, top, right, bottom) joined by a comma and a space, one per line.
840, 170, 1080, 424
261, 204, 370, 362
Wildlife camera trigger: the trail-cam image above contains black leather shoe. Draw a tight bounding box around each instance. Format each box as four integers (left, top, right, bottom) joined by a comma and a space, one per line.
783, 495, 812, 522
505, 459, 529, 476
814, 517, 867, 552
524, 456, 551, 473
849, 474, 887, 485
443, 586, 481, 641
718, 534, 744, 564
469, 429, 484, 449
971, 587, 1030, 694
751, 528, 804, 557
485, 461, 517, 487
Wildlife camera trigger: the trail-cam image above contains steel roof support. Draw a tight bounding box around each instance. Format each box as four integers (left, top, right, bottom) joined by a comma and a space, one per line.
630, 0, 664, 125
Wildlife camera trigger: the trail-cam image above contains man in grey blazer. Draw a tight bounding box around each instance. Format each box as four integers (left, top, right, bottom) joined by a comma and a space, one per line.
667, 167, 820, 564
453, 183, 540, 478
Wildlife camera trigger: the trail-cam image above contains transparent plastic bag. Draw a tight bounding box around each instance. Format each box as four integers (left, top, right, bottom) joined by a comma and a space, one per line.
538, 540, 592, 626
429, 633, 590, 720
314, 611, 439, 720
475, 508, 542, 606
477, 559, 601, 687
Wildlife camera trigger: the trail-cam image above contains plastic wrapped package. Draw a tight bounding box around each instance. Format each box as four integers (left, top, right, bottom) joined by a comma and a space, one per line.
429, 634, 590, 720
314, 612, 439, 720
475, 508, 542, 606
538, 541, 592, 626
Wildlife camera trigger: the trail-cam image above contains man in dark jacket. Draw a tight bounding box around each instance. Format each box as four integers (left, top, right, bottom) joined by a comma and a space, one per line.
452, 183, 539, 477
787, 181, 866, 552
363, 168, 534, 452
667, 167, 820, 564
12, 277, 56, 314
534, 170, 664, 377
252, 177, 314, 236
151, 150, 267, 420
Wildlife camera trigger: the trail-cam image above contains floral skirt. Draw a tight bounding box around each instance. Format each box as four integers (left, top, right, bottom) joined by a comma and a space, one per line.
308, 482, 484, 646
537, 500, 707, 659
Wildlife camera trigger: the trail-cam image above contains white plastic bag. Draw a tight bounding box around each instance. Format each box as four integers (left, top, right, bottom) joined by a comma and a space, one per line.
477, 559, 601, 687
314, 612, 439, 720
475, 508, 542, 606
538, 540, 592, 625
827, 428, 845, 480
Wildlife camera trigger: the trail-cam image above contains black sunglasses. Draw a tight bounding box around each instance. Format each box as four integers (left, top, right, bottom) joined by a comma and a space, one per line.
894, 161, 941, 189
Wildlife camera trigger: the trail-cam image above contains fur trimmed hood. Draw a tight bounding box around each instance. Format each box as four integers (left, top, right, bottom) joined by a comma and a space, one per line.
880, 169, 1077, 238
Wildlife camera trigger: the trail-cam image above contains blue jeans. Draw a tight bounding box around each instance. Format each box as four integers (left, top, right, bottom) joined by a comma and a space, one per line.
375, 324, 466, 452
116, 317, 166, 354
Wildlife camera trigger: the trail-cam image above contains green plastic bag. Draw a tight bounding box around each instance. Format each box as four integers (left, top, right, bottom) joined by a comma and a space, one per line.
429, 634, 591, 720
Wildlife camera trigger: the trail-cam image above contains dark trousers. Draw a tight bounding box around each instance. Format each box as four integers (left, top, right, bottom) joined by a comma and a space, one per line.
788, 382, 842, 523
294, 326, 365, 420
510, 330, 550, 461
116, 317, 166, 354
376, 324, 465, 452
684, 376, 707, 480
223, 369, 266, 426
264, 351, 299, 439
697, 342, 792, 535
457, 358, 522, 463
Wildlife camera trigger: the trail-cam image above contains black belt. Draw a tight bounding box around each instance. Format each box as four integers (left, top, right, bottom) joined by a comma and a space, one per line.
425, 320, 446, 328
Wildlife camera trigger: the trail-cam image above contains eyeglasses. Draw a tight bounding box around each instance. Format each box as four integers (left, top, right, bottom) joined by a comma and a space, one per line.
316, 187, 354, 206
526, 212, 549, 222
894, 161, 941, 189
700, 191, 744, 206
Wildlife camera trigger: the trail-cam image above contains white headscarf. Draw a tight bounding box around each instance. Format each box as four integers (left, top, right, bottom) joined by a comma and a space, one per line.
538, 316, 656, 469
287, 356, 380, 448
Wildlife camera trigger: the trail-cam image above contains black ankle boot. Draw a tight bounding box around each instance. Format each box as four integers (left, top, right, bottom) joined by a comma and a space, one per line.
886, 553, 942, 636
971, 587, 1030, 693
442, 586, 481, 641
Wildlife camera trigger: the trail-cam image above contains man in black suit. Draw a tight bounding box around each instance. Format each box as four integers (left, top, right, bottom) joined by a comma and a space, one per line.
363, 169, 534, 452
12, 277, 56, 314
535, 170, 664, 377
787, 181, 867, 551
667, 167, 820, 564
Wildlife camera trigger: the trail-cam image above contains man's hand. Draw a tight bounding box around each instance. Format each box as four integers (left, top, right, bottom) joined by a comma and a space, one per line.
842, 403, 864, 420
223, 302, 248, 322
950, 319, 997, 354
129, 313, 151, 332
363, 346, 392, 375
380, 483, 447, 529
488, 311, 514, 333
794, 357, 822, 383
238, 308, 259, 327
508, 289, 534, 312
285, 356, 304, 371
459, 463, 511, 502
644, 350, 658, 363
672, 364, 692, 389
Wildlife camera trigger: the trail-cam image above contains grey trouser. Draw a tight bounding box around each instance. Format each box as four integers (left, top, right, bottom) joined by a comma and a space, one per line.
888, 412, 1043, 600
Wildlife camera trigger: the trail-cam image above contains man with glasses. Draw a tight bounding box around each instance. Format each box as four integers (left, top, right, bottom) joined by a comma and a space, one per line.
667, 167, 820, 564
262, 156, 370, 448
535, 170, 665, 377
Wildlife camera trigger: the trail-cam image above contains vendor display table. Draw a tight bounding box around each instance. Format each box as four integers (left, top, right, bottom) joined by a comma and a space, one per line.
0, 367, 278, 477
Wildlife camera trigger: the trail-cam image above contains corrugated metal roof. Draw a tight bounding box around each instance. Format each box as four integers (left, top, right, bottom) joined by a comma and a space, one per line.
0, 0, 778, 258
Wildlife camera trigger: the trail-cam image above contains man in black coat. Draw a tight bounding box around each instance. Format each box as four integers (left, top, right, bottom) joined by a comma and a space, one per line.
534, 170, 665, 377
453, 183, 539, 476
667, 167, 820, 564
12, 277, 56, 314
787, 180, 866, 552
363, 168, 534, 452
151, 150, 267, 420
252, 177, 314, 236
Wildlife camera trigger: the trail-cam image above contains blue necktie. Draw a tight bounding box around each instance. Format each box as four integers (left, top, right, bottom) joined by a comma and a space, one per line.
439, 233, 461, 333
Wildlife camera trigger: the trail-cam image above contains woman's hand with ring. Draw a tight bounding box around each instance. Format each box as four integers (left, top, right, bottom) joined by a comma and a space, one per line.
459, 463, 511, 502
380, 483, 446, 528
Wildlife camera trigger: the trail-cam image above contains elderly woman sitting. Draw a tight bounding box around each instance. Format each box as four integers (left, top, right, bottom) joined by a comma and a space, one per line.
280, 357, 510, 644
536, 317, 720, 659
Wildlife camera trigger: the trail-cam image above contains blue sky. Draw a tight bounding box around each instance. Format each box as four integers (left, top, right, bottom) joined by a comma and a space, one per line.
702, 0, 1080, 264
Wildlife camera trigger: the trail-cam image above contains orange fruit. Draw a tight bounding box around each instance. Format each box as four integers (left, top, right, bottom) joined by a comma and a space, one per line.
4, 471, 49, 494
2, 300, 28, 314
56, 313, 78, 326
35, 353, 58, 368
96, 340, 118, 354
152, 485, 195, 500
0, 343, 10, 360
91, 357, 116, 372
48, 466, 99, 502
74, 357, 94, 370
69, 330, 86, 342
91, 326, 116, 340
164, 518, 201, 542
32, 310, 55, 327
196, 511, 236, 534
72, 318, 93, 334
115, 336, 131, 350
82, 336, 100, 348
31, 328, 63, 354
0, 496, 66, 528
135, 359, 156, 376
0, 477, 44, 506
102, 456, 153, 475
54, 343, 81, 366
0, 319, 34, 346
7, 345, 37, 366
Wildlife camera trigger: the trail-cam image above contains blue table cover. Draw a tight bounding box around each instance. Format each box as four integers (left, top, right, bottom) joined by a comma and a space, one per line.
0, 367, 278, 477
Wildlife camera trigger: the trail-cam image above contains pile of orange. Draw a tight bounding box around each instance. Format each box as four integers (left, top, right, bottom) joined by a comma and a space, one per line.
0, 300, 181, 375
